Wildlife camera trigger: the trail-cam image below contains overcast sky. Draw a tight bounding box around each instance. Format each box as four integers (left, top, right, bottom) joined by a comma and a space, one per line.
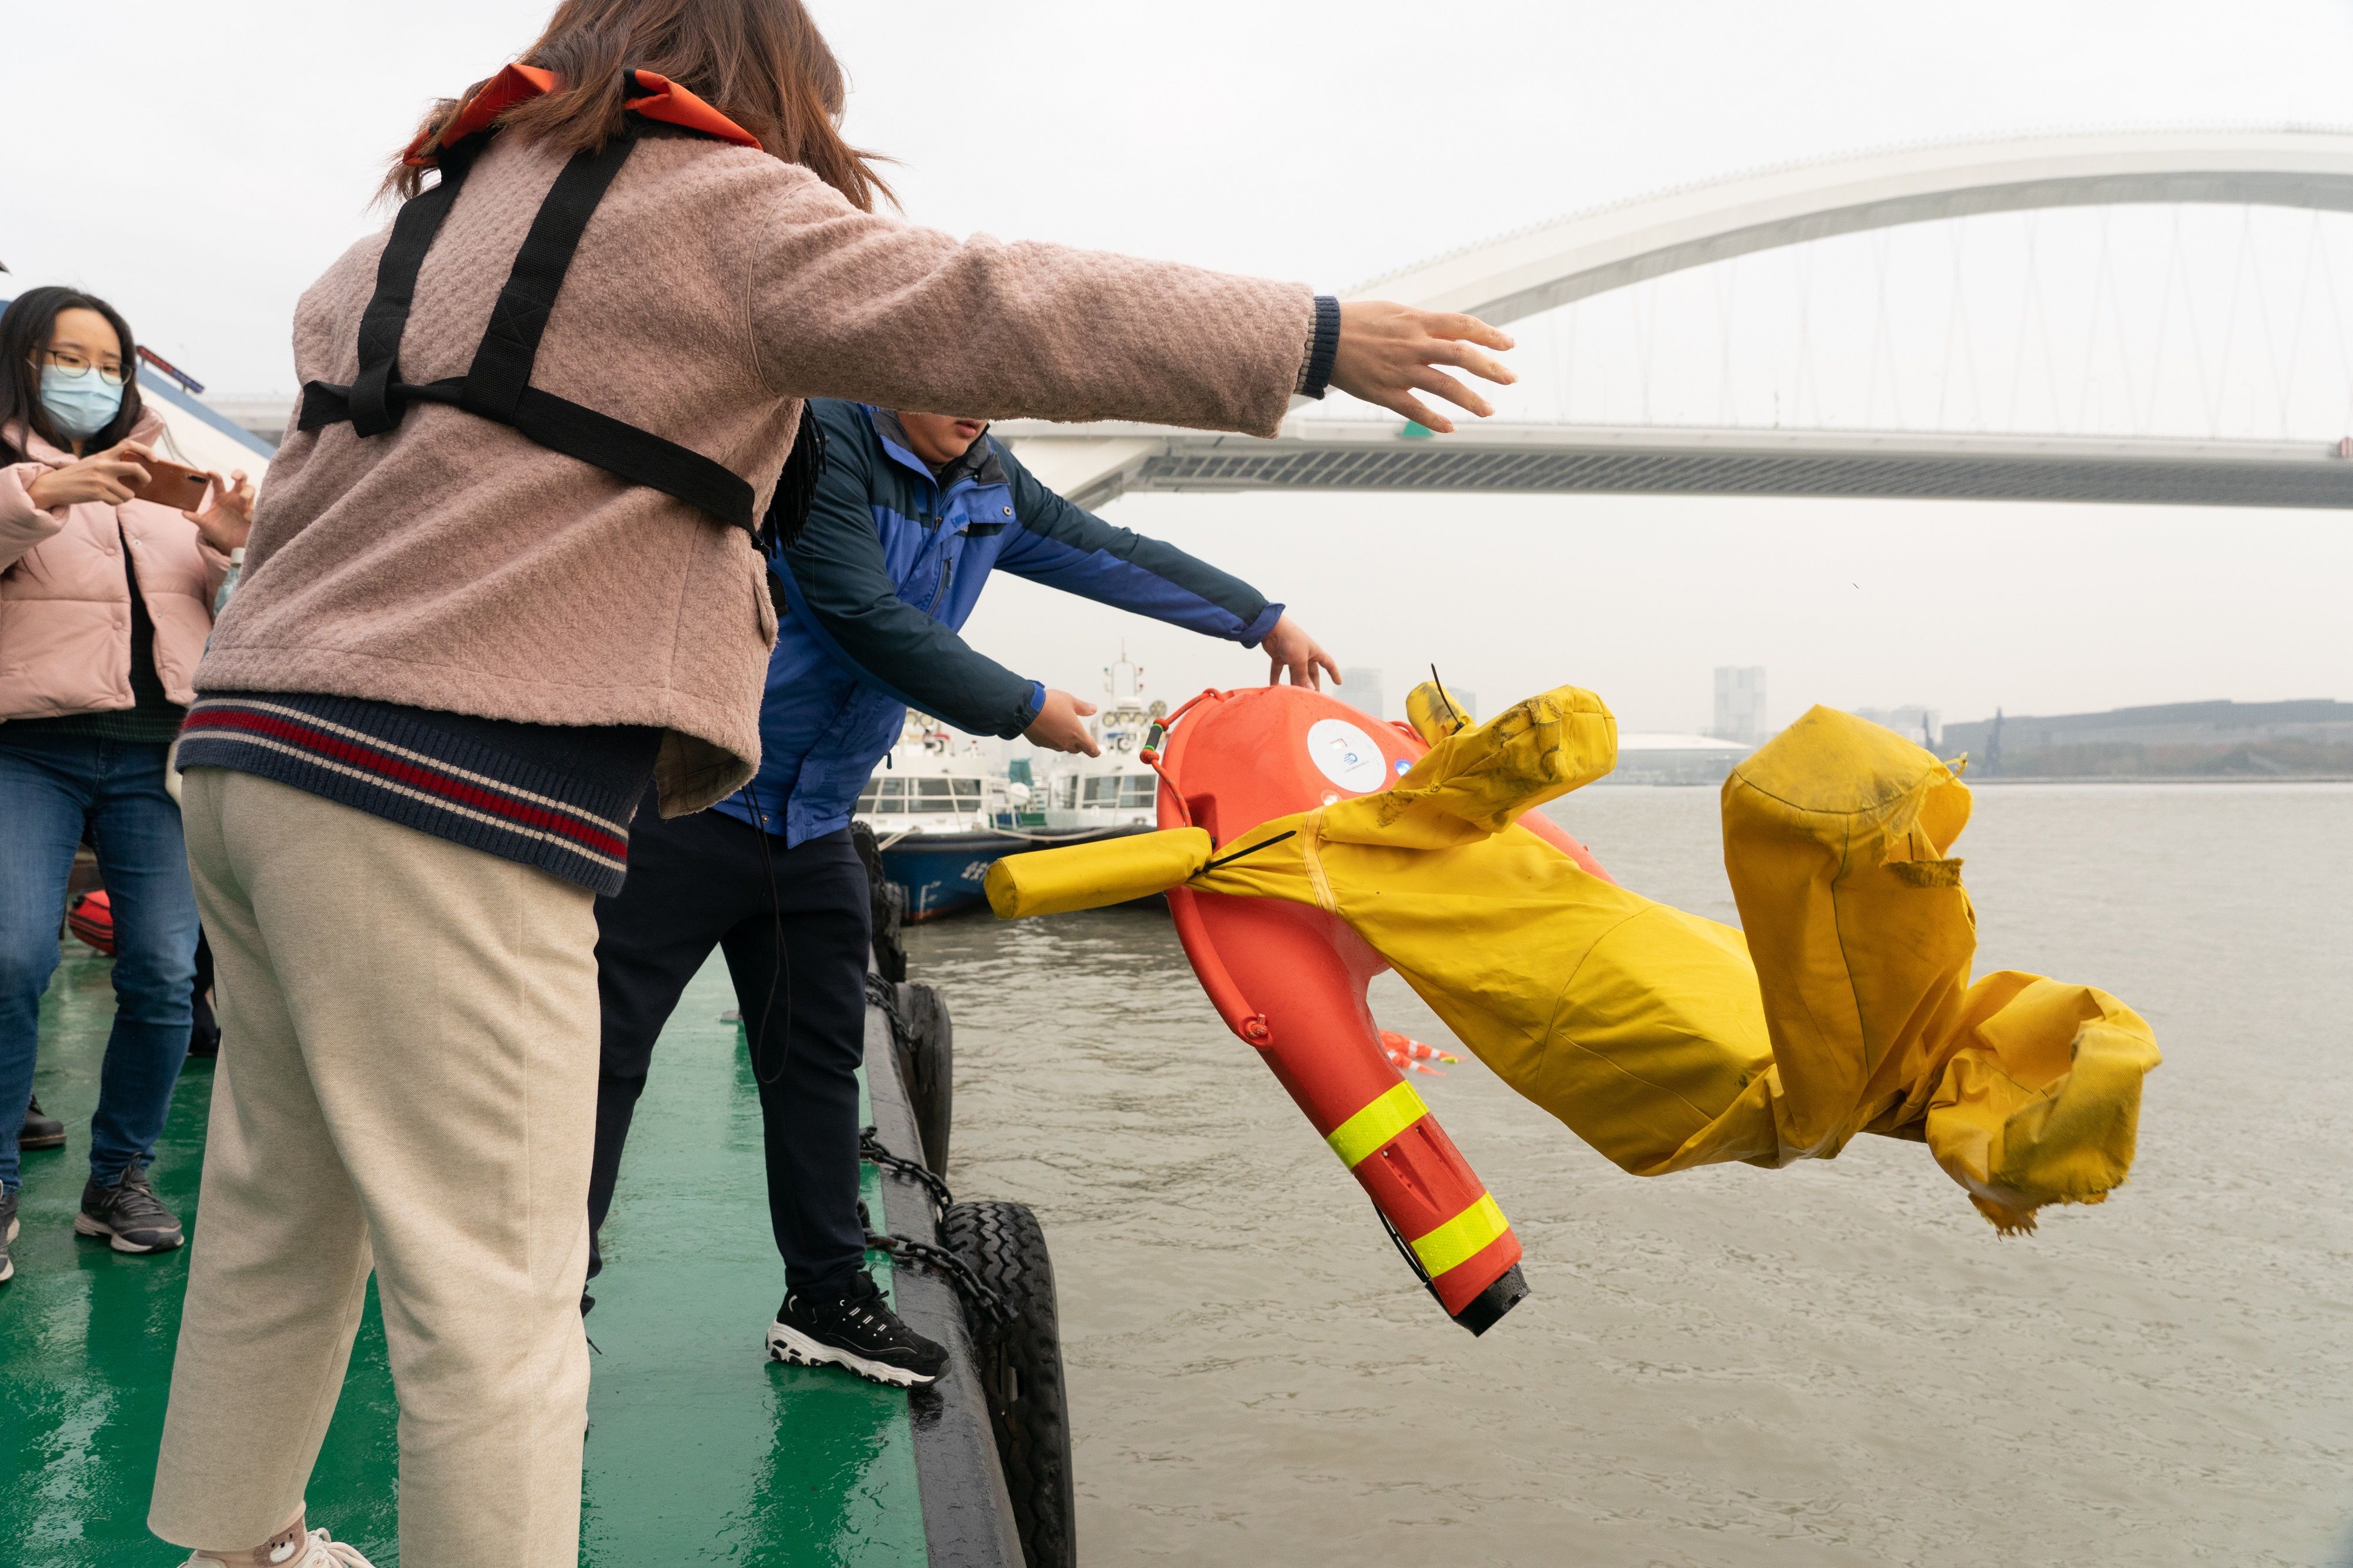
9, 0, 2353, 732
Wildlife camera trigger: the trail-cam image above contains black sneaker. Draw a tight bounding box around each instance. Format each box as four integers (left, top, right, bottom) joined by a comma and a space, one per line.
1, 1187, 18, 1285
74, 1163, 183, 1254
20, 1095, 65, 1151
766, 1270, 948, 1388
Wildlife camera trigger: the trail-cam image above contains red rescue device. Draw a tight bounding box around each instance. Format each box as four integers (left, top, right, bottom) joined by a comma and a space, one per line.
1147, 685, 1611, 1335
68, 890, 116, 956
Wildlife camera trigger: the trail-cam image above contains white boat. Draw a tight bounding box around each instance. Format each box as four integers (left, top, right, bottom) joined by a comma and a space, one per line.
854, 712, 1007, 835
853, 712, 1147, 920
1037, 649, 1166, 830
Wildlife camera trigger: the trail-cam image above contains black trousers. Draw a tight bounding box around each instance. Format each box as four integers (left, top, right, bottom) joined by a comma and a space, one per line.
586, 793, 872, 1295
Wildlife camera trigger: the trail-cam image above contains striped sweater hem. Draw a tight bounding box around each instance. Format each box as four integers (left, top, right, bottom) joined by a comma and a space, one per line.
176, 693, 649, 896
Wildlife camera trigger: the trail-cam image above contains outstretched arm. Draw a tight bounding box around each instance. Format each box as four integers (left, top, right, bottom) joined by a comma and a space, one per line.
741, 163, 1512, 439
994, 447, 1339, 686
994, 448, 1273, 638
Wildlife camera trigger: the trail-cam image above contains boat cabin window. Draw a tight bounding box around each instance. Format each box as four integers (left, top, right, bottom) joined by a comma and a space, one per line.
912, 778, 962, 813
952, 778, 982, 801
857, 776, 905, 813
1081, 773, 1158, 809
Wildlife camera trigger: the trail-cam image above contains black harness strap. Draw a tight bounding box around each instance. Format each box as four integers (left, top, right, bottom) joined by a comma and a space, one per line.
506, 383, 754, 526
345, 138, 478, 437
462, 127, 637, 423
299, 88, 759, 543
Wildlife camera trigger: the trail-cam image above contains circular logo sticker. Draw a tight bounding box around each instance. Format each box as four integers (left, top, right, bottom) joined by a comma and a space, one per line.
1305, 718, 1389, 795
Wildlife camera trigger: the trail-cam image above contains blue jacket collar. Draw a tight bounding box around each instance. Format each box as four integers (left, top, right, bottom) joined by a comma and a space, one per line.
863, 405, 1008, 495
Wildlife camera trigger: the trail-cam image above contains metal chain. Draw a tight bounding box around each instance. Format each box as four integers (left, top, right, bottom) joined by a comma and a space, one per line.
856, 1126, 1012, 1326
859, 1125, 953, 1223
863, 1229, 1013, 1329
856, 972, 1014, 1330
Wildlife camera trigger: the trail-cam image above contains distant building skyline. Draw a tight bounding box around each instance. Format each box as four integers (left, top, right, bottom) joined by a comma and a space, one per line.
1339, 666, 1388, 723
1929, 692, 2353, 753
1712, 666, 1767, 744
1853, 705, 1943, 746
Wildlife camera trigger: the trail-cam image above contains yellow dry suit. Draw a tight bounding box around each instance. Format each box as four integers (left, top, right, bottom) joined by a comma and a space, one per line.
986, 684, 2159, 1232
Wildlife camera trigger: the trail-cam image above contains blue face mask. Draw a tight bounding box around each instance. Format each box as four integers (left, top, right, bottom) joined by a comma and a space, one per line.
36, 363, 124, 441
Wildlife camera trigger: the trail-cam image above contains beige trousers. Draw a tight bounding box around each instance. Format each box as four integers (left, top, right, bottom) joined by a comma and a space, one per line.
149, 769, 600, 1567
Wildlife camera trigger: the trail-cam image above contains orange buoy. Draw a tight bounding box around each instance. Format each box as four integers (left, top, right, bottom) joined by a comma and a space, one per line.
1379, 1030, 1458, 1064
1379, 1031, 1457, 1075
1151, 685, 1606, 1334
67, 890, 116, 957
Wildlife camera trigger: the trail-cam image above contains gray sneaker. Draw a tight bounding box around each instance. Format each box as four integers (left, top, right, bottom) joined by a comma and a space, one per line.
1, 1187, 18, 1284
74, 1163, 183, 1253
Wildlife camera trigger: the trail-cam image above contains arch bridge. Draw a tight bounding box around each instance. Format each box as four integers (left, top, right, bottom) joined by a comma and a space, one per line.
999, 128, 2353, 511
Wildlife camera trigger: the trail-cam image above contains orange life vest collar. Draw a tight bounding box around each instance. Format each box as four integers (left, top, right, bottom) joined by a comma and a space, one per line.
403, 63, 762, 166
313, 67, 770, 544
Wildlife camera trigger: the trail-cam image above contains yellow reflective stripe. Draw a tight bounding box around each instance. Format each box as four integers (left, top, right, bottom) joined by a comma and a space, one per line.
1410, 1193, 1510, 1278
1324, 1081, 1429, 1168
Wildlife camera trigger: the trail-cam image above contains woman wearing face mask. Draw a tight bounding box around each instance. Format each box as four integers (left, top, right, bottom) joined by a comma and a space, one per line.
0, 286, 255, 1289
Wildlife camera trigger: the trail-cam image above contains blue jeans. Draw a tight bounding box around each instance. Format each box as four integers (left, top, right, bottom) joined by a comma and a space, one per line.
0, 730, 197, 1192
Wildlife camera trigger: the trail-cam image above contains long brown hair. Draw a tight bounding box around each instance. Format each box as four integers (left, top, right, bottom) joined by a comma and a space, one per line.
389, 0, 892, 211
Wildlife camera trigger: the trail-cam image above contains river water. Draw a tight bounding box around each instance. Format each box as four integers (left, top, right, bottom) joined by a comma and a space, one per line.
908, 782, 2353, 1567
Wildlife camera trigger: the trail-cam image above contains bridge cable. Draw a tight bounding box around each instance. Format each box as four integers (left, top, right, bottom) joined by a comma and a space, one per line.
2314, 219, 2353, 436
1867, 229, 1903, 429
2280, 212, 2322, 439
1714, 259, 1738, 425
2208, 206, 2255, 437
2244, 206, 2289, 438
1792, 245, 1819, 426
2142, 211, 2184, 438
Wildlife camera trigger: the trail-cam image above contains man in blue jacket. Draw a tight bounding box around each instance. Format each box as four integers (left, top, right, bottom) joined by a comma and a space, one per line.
586, 398, 1337, 1386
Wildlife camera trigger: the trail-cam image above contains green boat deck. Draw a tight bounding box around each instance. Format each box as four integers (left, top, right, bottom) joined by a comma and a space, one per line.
1, 938, 944, 1566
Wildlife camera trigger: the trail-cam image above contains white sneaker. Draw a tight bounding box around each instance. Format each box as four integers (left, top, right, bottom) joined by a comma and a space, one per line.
184, 1524, 376, 1567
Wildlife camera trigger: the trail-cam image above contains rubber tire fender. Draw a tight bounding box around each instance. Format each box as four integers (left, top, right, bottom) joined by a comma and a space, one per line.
892, 982, 954, 1176
850, 821, 908, 982
941, 1200, 1074, 1568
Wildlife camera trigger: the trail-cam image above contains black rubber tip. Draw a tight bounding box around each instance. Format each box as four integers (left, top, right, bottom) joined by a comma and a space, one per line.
1450, 1263, 1530, 1337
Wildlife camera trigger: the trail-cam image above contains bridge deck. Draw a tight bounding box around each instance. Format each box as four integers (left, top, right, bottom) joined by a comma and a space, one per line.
998, 418, 2353, 511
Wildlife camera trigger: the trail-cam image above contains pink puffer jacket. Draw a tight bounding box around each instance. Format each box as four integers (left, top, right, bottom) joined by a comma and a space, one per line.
0, 409, 232, 723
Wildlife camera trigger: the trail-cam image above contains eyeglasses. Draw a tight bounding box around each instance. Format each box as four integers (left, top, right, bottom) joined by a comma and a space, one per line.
38, 348, 127, 386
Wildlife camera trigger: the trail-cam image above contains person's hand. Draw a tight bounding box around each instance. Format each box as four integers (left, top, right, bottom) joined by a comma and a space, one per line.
23, 441, 153, 510
185, 468, 256, 555
1024, 689, 1102, 756
1262, 615, 1339, 690
1329, 302, 1516, 433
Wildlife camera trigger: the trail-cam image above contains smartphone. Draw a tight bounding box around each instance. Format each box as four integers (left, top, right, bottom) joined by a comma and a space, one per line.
131, 458, 211, 512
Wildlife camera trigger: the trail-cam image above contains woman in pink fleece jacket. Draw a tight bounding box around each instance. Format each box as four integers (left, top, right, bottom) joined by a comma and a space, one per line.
0, 286, 253, 1290
151, 4, 1517, 1565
